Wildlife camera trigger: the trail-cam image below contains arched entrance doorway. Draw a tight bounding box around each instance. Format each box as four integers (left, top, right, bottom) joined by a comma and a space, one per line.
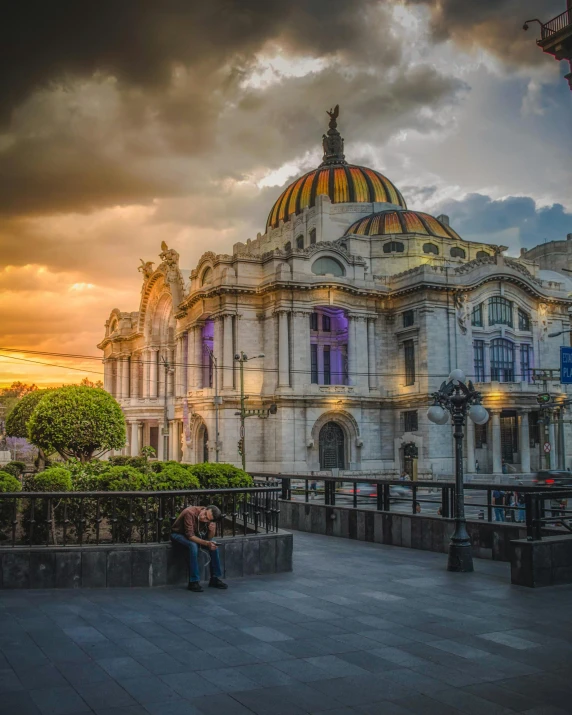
198, 424, 209, 463
402, 442, 418, 480
319, 422, 345, 470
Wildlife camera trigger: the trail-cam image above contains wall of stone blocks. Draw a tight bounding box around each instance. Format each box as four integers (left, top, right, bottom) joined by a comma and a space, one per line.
0, 532, 293, 589
511, 535, 572, 587
279, 500, 526, 562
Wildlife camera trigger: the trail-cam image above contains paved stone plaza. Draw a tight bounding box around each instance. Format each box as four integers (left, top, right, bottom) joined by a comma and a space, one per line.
1, 532, 571, 715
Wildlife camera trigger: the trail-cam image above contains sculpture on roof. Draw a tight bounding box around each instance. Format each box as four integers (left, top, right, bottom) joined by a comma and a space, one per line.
321, 104, 346, 166
138, 259, 155, 279
159, 241, 179, 267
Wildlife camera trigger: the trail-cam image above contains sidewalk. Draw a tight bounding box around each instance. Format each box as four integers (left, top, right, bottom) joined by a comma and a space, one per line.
0, 531, 571, 714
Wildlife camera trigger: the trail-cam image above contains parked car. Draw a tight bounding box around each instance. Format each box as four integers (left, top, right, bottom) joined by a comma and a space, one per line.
336, 483, 411, 499
533, 470, 572, 488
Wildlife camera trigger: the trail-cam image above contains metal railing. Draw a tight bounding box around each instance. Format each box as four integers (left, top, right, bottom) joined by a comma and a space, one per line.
252, 472, 571, 533
525, 489, 572, 540
541, 8, 572, 39
0, 486, 281, 547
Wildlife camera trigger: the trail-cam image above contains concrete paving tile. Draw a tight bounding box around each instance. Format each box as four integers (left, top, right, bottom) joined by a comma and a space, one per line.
0, 667, 23, 693
29, 685, 91, 715
429, 687, 520, 715
198, 666, 259, 693
238, 626, 293, 643
0, 690, 43, 715
73, 681, 139, 711
118, 675, 182, 706
304, 655, 370, 678
237, 642, 296, 663
235, 663, 296, 687
188, 693, 252, 715
160, 671, 222, 699
232, 687, 308, 715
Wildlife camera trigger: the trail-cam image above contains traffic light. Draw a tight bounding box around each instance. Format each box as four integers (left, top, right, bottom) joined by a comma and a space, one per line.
537, 393, 551, 405
237, 438, 244, 456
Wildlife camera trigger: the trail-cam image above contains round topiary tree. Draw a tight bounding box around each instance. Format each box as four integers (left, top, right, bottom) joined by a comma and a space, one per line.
148, 463, 200, 491
5, 389, 53, 469
187, 462, 253, 489
33, 467, 72, 492
28, 386, 126, 462
96, 465, 149, 491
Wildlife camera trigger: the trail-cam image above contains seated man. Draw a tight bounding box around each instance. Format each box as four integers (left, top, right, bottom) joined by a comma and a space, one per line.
171, 504, 228, 592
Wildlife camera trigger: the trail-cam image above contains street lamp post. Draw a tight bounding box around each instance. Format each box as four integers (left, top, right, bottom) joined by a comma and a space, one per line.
234, 351, 277, 471
427, 369, 489, 573
204, 345, 221, 462
161, 357, 175, 460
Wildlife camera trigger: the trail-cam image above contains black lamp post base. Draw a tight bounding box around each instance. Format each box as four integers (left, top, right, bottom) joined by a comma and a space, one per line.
447, 544, 474, 572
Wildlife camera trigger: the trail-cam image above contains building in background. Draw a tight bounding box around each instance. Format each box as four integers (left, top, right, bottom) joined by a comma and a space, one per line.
98, 109, 572, 477
524, 1, 572, 90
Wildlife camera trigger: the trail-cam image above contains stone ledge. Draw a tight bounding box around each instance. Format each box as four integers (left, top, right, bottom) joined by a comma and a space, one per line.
510, 535, 572, 587
0, 531, 293, 589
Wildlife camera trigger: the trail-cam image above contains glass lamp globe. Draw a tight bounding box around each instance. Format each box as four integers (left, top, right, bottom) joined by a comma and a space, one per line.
427, 405, 449, 425
468, 404, 489, 425
448, 369, 466, 384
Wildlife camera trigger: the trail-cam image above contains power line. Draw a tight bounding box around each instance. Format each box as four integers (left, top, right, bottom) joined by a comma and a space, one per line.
0, 353, 104, 375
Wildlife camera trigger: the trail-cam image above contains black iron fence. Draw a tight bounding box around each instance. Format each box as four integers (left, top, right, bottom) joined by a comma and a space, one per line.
0, 486, 281, 547
525, 489, 572, 540
252, 473, 572, 538
541, 8, 572, 39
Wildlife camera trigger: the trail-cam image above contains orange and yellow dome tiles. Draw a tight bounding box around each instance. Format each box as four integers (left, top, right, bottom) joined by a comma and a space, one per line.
346, 210, 462, 240
266, 165, 407, 230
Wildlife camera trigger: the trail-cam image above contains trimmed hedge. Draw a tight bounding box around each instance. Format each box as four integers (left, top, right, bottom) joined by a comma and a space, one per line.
187, 463, 254, 490
0, 471, 20, 538
33, 467, 72, 492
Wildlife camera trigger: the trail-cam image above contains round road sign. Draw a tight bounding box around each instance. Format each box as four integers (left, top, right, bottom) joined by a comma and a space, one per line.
543, 442, 552, 453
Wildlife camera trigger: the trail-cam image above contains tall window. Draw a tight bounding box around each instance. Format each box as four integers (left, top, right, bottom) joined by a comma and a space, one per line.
489, 296, 513, 327
403, 410, 418, 432
490, 338, 514, 382
403, 310, 414, 328
520, 344, 532, 382
322, 315, 331, 332
296, 235, 304, 250
472, 303, 483, 327
404, 340, 415, 386
474, 340, 485, 382
518, 308, 531, 331
311, 344, 318, 384
310, 312, 318, 331
323, 346, 331, 385
309, 228, 316, 245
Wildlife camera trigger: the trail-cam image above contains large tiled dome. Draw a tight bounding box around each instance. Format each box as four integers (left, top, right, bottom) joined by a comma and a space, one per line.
345, 210, 462, 240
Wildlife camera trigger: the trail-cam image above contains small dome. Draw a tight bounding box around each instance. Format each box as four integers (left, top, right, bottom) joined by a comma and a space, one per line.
345, 210, 462, 240
266, 165, 407, 231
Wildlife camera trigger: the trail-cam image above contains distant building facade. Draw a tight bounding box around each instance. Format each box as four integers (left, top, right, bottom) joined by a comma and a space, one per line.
98, 110, 572, 476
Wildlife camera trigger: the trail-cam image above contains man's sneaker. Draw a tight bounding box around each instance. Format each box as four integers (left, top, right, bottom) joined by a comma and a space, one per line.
188, 581, 204, 592
208, 577, 228, 589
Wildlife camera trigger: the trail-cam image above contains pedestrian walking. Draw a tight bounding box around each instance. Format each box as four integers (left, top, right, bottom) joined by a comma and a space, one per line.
493, 489, 505, 522
475, 459, 480, 475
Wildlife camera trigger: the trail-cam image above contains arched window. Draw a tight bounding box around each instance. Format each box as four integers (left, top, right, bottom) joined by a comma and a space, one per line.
296, 235, 304, 250
383, 241, 405, 254
284, 241, 292, 252
319, 422, 345, 470
489, 296, 513, 327
201, 267, 213, 286
311, 257, 345, 277
450, 246, 466, 258
490, 338, 515, 382
309, 228, 316, 245
476, 250, 490, 259
423, 243, 439, 255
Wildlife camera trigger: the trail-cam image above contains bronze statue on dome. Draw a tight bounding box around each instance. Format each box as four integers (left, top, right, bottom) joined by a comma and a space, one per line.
321, 104, 345, 166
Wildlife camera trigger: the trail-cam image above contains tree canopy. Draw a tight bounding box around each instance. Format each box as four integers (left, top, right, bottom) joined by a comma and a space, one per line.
28, 386, 126, 462
5, 389, 51, 438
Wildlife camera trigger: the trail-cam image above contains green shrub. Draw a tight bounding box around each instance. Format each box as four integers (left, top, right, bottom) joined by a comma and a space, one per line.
33, 467, 72, 492
5, 461, 26, 476
187, 463, 253, 489
96, 465, 149, 492
0, 471, 20, 538
64, 459, 108, 491
96, 466, 150, 542
148, 464, 200, 491
1, 463, 21, 478
108, 455, 131, 466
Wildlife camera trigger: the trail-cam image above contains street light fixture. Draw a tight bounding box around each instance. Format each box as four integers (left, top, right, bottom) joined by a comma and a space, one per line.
427, 370, 489, 573
547, 329, 572, 338
234, 351, 269, 471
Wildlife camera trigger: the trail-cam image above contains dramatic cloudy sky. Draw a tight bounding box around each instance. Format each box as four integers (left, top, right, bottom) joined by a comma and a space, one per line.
1, 0, 571, 386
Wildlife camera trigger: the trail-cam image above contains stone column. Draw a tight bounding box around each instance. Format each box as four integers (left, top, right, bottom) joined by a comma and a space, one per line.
182, 331, 189, 395
168, 348, 175, 396
292, 311, 310, 389
157, 425, 165, 461
142, 350, 150, 398
278, 310, 290, 387
175, 337, 182, 397
103, 359, 112, 393
355, 317, 368, 390
130, 421, 140, 457
520, 410, 531, 473
347, 315, 357, 386
150, 348, 158, 398
367, 318, 377, 390
169, 421, 178, 461
223, 314, 234, 389
548, 420, 556, 469
131, 355, 139, 399
121, 357, 130, 399
194, 324, 203, 388
214, 316, 223, 390
466, 419, 476, 473
491, 409, 502, 474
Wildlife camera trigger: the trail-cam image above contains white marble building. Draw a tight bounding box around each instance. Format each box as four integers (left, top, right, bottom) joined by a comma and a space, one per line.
98, 109, 572, 477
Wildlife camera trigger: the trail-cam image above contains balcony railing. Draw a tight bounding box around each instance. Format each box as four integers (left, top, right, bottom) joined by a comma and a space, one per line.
541, 8, 572, 39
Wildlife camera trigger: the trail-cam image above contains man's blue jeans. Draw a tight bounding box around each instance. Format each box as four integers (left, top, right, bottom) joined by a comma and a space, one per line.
494, 507, 505, 522
171, 533, 222, 583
